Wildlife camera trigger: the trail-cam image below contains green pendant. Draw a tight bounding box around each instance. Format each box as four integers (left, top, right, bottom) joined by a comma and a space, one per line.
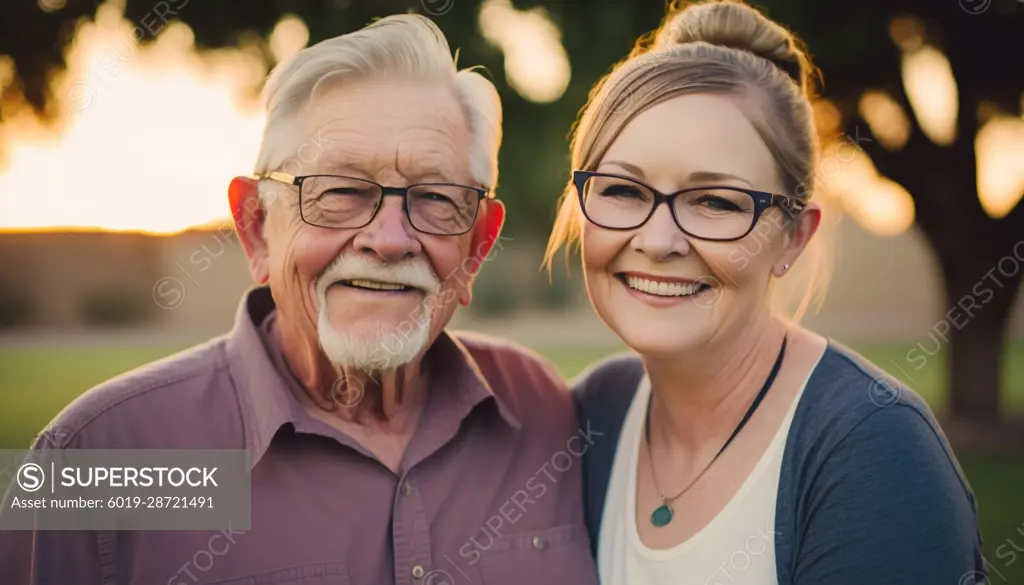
651, 504, 673, 527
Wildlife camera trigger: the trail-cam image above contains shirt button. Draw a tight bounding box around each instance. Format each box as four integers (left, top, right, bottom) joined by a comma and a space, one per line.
411, 565, 425, 579
532, 535, 548, 550
402, 480, 413, 496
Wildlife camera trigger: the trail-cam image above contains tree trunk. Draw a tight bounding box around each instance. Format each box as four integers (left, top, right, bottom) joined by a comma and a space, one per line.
847, 83, 1023, 431
940, 244, 1023, 423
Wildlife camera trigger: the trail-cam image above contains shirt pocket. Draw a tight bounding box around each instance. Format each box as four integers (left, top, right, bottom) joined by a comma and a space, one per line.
477, 524, 598, 585
201, 562, 350, 585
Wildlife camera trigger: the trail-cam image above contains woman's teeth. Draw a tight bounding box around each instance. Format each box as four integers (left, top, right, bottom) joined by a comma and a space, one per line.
625, 275, 707, 297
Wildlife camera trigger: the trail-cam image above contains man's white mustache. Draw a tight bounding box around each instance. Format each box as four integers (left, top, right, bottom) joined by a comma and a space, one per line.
315, 252, 442, 297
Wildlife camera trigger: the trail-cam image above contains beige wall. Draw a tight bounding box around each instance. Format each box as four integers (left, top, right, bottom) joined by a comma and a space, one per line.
151, 227, 253, 335
0, 218, 1022, 343
801, 215, 1024, 341
0, 232, 163, 326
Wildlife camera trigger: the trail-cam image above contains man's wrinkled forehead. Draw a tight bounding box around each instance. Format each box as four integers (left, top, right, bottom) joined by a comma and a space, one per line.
279, 81, 471, 182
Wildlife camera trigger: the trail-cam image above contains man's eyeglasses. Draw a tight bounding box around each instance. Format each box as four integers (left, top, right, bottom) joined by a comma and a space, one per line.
572, 170, 806, 242
253, 172, 493, 236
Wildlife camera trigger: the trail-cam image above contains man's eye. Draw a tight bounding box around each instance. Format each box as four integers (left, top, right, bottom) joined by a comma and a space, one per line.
422, 191, 455, 204
322, 187, 366, 197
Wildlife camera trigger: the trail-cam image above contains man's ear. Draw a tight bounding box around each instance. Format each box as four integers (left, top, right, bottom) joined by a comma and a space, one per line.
467, 199, 505, 275
456, 200, 506, 307
229, 176, 270, 284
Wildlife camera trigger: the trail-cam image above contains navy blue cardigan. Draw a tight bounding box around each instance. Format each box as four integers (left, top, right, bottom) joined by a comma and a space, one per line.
572, 341, 987, 584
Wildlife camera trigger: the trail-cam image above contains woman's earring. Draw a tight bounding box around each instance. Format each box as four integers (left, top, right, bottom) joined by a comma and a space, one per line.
776, 263, 790, 277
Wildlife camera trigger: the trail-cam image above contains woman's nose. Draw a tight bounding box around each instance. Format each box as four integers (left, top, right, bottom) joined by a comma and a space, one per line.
631, 204, 691, 261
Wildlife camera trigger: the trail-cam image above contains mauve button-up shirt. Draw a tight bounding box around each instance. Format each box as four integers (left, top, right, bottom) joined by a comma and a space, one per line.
0, 287, 601, 585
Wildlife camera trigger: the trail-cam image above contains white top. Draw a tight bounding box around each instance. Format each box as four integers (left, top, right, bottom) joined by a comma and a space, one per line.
597, 369, 813, 585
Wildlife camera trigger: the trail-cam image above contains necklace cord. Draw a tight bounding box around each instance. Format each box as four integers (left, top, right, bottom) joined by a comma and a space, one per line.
644, 335, 789, 505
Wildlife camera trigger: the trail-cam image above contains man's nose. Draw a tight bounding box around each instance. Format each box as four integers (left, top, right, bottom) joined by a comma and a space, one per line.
351, 196, 422, 262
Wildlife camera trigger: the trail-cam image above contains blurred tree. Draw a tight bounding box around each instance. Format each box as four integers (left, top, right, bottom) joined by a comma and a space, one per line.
1, 0, 1023, 429
760, 0, 1024, 429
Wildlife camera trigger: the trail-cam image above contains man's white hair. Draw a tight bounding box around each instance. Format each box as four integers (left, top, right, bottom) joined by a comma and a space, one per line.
252, 14, 502, 204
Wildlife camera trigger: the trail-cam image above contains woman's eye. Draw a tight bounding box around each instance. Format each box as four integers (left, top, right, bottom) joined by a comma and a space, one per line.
694, 194, 742, 211
600, 185, 645, 198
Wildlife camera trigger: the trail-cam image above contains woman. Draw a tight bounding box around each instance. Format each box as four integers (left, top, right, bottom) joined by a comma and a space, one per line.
544, 1, 986, 583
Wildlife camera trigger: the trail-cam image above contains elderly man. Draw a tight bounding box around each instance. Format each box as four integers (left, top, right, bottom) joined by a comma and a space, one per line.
0, 15, 599, 585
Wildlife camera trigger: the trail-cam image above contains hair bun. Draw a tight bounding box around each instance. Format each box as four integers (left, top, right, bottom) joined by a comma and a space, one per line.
654, 0, 812, 92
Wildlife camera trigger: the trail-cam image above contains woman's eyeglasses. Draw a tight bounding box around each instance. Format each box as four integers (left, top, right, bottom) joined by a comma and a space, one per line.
573, 170, 806, 242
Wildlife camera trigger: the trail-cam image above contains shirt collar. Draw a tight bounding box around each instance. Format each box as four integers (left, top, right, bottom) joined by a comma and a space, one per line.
225, 286, 520, 470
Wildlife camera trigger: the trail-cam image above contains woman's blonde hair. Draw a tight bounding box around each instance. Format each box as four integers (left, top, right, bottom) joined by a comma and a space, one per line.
543, 0, 833, 320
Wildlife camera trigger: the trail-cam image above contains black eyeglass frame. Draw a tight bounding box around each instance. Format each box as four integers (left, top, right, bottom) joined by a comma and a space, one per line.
253, 171, 494, 236
572, 170, 807, 242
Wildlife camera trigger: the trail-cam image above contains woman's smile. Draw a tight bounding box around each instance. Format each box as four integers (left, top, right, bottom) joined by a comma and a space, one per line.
615, 271, 715, 308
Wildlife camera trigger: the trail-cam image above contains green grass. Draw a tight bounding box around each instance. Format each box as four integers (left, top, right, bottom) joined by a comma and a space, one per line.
1, 339, 1023, 580
0, 344, 188, 449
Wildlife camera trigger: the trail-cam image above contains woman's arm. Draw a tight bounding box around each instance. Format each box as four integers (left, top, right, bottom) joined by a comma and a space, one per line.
571, 353, 644, 558
793, 404, 986, 584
